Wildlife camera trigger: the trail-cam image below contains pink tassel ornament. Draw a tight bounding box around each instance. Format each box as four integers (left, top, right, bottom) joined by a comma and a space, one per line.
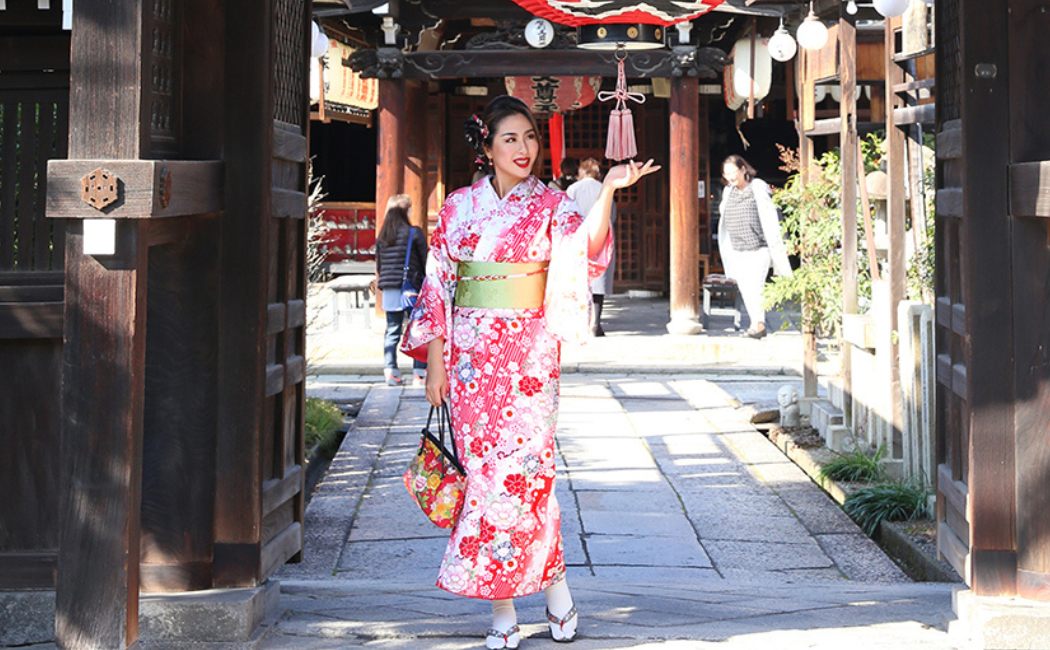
598, 54, 645, 161
619, 107, 637, 161
605, 108, 623, 161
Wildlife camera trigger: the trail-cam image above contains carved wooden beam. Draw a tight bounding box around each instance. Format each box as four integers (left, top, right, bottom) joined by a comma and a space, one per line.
47, 160, 224, 219
349, 46, 725, 79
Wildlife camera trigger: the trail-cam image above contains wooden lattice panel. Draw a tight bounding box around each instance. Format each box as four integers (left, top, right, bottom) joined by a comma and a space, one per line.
939, 0, 961, 121
148, 0, 178, 153
273, 0, 306, 126
0, 98, 69, 271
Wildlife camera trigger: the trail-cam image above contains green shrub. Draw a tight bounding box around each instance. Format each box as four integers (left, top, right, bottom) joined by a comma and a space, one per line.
819, 444, 886, 483
843, 480, 932, 536
305, 398, 344, 459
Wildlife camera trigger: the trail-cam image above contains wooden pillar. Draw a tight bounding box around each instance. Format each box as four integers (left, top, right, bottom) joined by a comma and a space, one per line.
54, 2, 148, 646
58, 221, 147, 650
666, 75, 702, 335
376, 78, 406, 235
798, 51, 818, 398
840, 11, 858, 420
214, 0, 271, 588
884, 17, 906, 455
1010, 0, 1050, 602
404, 81, 429, 228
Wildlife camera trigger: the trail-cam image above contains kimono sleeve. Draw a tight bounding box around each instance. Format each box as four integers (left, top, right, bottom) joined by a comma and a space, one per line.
543, 195, 613, 344
399, 192, 461, 362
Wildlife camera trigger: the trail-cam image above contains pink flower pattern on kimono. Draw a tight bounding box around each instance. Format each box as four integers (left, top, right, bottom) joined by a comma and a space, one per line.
400, 175, 611, 599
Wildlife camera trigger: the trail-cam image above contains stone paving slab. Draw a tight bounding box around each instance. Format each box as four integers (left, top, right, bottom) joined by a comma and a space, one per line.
585, 535, 713, 568
263, 578, 956, 649
271, 373, 958, 649
815, 533, 909, 583
579, 510, 699, 538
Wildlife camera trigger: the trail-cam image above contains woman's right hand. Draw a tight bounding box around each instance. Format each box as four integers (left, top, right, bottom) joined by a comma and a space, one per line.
425, 338, 448, 407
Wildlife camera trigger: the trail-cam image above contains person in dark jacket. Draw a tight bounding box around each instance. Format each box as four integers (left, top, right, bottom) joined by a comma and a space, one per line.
375, 194, 428, 386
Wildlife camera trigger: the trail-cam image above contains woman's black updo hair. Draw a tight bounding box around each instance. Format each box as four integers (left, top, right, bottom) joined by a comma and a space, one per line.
463, 95, 541, 168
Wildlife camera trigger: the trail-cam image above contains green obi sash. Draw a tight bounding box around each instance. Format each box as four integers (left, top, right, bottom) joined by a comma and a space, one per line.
453, 261, 549, 309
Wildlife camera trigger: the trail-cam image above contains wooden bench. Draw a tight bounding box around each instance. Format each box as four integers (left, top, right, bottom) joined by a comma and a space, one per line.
702, 274, 742, 330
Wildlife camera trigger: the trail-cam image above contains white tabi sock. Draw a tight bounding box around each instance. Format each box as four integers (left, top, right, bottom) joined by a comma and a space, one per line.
491, 598, 517, 633
544, 578, 577, 641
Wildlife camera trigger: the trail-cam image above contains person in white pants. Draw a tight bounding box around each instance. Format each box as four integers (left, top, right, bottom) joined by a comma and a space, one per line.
567, 158, 616, 337
718, 155, 792, 338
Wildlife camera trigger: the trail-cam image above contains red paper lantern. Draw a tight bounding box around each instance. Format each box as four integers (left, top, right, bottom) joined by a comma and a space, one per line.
504, 76, 602, 116
507, 0, 727, 27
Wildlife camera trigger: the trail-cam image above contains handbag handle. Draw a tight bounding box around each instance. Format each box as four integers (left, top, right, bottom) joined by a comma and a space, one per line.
424, 403, 465, 475
401, 226, 416, 286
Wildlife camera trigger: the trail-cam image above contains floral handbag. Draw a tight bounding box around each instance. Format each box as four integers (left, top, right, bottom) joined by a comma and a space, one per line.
403, 404, 465, 528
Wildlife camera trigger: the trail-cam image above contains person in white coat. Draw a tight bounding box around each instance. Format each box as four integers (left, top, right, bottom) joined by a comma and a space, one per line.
567, 158, 615, 336
718, 155, 792, 338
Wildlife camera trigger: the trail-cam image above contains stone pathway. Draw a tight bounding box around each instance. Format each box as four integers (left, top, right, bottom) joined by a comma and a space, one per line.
270, 374, 958, 649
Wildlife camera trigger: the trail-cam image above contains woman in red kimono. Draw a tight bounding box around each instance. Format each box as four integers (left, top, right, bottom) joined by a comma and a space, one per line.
402, 95, 657, 648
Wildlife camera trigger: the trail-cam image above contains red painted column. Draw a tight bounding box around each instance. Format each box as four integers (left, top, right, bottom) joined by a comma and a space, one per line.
404, 81, 429, 229
667, 75, 702, 335
376, 78, 406, 235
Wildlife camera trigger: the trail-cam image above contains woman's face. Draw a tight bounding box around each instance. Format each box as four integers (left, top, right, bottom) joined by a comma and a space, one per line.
484, 113, 539, 195
723, 162, 747, 188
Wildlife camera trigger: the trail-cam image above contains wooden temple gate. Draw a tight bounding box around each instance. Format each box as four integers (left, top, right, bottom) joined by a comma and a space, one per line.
1, 0, 310, 647
6, 0, 1050, 647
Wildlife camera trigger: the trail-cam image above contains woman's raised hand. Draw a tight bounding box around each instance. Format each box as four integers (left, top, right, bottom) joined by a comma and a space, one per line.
603, 159, 661, 190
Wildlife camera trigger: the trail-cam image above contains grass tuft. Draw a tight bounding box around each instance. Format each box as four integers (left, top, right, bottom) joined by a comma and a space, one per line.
305, 398, 345, 459
843, 480, 932, 536
819, 444, 887, 483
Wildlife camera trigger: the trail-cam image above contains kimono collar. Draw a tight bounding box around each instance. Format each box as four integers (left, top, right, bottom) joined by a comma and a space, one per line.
478, 174, 543, 205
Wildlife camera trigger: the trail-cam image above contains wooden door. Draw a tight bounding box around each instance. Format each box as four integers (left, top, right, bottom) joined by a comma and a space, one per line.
0, 21, 70, 594
214, 0, 310, 587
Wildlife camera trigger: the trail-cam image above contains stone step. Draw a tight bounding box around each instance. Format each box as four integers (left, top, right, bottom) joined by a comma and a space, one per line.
810, 399, 844, 441
826, 424, 854, 452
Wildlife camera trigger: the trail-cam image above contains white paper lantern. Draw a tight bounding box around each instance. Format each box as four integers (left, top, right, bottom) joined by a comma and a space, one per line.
524, 17, 555, 48
723, 37, 772, 110
311, 22, 330, 59
796, 9, 828, 51
767, 21, 797, 62
873, 0, 912, 17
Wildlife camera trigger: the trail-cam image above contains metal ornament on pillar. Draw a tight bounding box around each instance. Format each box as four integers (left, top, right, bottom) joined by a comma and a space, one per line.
873, 0, 913, 17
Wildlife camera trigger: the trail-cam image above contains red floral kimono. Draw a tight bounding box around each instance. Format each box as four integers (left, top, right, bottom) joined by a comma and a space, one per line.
401, 175, 611, 599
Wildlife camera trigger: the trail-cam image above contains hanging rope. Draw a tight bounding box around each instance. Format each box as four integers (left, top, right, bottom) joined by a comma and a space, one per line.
597, 48, 645, 161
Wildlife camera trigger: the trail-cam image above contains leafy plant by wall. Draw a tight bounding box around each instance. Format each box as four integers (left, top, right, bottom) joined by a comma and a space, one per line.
763, 132, 933, 340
